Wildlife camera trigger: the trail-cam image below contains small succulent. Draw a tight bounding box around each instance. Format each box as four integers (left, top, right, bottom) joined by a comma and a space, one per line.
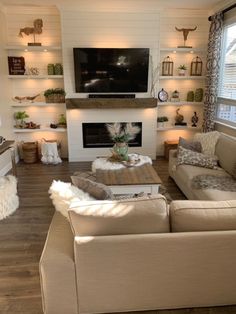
178, 64, 187, 70
157, 116, 168, 122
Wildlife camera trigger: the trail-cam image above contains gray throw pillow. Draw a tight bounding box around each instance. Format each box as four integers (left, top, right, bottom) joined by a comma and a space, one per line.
71, 176, 114, 200
178, 137, 202, 153
177, 146, 218, 169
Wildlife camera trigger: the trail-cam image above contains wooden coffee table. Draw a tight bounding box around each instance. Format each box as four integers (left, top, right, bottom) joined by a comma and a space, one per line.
96, 163, 162, 195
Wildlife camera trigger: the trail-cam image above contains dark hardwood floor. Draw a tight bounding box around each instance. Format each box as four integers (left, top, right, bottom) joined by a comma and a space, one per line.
0, 158, 235, 314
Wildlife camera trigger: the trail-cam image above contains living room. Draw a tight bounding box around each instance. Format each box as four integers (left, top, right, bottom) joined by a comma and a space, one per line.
0, 0, 236, 313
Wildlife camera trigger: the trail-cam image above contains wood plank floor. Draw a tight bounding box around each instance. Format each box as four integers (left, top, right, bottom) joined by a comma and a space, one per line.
0, 159, 235, 314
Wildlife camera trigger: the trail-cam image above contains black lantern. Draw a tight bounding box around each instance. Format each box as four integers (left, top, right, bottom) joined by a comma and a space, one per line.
190, 56, 203, 76
162, 56, 174, 76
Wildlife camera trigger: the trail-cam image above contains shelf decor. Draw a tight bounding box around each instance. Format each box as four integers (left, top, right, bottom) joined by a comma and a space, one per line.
175, 26, 197, 48
18, 18, 43, 46
190, 56, 203, 76
8, 56, 25, 75
162, 56, 173, 76
44, 88, 66, 103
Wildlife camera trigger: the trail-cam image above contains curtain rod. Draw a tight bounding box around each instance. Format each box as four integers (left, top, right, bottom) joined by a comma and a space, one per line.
208, 3, 236, 21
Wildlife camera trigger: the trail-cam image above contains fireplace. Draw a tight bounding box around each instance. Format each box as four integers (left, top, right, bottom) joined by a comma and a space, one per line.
82, 122, 142, 148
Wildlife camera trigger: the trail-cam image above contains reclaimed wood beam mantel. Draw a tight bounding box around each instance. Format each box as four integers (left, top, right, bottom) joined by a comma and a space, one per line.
66, 98, 157, 109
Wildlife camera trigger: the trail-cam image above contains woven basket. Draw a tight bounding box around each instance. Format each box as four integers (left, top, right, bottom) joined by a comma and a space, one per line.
22, 142, 38, 163
45, 94, 65, 103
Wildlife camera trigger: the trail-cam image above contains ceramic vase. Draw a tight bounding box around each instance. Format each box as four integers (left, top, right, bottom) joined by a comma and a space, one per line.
113, 142, 129, 161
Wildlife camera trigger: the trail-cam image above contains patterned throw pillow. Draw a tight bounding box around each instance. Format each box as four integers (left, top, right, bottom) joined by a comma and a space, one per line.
177, 146, 218, 169
194, 131, 220, 156
178, 137, 202, 153
71, 176, 114, 200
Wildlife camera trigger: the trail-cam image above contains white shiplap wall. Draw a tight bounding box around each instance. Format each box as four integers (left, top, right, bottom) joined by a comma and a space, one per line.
59, 2, 209, 158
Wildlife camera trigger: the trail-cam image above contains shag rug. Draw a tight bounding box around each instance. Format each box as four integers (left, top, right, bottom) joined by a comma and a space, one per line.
0, 175, 19, 220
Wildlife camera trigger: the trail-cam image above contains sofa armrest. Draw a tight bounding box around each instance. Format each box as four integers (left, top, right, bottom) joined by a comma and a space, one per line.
168, 149, 177, 178
74, 231, 236, 314
40, 212, 78, 314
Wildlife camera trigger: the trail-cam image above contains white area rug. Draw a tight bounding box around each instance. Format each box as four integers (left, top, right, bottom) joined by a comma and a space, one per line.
92, 154, 152, 172
0, 175, 19, 220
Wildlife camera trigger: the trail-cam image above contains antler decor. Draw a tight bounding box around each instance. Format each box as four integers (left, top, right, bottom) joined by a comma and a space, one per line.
175, 26, 197, 48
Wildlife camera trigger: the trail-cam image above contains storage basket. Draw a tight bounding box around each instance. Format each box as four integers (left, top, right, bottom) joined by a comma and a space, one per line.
22, 142, 38, 163
45, 94, 65, 103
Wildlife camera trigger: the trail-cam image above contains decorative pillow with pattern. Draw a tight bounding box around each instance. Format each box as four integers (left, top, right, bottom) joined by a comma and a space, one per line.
178, 137, 202, 153
194, 131, 220, 156
177, 146, 218, 169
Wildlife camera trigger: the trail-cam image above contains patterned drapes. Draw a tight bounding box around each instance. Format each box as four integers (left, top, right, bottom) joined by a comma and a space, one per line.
202, 12, 223, 132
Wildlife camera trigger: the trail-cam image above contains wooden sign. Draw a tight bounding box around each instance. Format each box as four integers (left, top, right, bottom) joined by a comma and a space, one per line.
8, 56, 25, 75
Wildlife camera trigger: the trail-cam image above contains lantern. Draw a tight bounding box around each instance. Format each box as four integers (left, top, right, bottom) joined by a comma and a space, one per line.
162, 56, 174, 76
190, 56, 203, 76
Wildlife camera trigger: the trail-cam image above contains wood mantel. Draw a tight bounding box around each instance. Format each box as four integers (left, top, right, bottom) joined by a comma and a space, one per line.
66, 98, 157, 109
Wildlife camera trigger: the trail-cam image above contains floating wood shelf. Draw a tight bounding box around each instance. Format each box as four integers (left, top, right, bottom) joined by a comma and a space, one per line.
66, 98, 157, 109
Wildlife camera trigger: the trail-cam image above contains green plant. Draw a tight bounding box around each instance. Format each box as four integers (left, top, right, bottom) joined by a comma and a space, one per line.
44, 88, 66, 97
58, 114, 66, 125
106, 123, 140, 143
14, 111, 29, 122
157, 116, 168, 122
178, 64, 187, 70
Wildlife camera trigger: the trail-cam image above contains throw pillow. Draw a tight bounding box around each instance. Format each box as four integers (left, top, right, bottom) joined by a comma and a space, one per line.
194, 131, 220, 156
178, 137, 202, 152
177, 146, 218, 169
71, 176, 114, 200
49, 180, 95, 219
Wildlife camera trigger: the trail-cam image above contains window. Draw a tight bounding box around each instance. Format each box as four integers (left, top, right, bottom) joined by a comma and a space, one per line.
217, 21, 236, 126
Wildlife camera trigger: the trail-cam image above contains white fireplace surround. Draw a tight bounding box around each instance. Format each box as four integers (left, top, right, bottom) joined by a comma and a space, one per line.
67, 107, 157, 161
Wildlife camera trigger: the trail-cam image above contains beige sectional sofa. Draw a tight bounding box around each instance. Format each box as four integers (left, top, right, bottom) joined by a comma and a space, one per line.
40, 195, 236, 314
169, 133, 236, 200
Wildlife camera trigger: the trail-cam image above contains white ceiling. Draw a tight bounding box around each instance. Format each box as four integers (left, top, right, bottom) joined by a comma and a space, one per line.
0, 0, 224, 10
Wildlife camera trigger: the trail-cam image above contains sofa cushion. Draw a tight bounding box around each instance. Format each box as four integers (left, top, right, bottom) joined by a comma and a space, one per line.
215, 134, 236, 178
178, 137, 202, 152
177, 146, 218, 169
71, 175, 114, 200
68, 195, 170, 236
194, 131, 220, 156
170, 200, 236, 232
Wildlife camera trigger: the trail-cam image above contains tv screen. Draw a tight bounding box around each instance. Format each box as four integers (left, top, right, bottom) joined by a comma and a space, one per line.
73, 48, 149, 93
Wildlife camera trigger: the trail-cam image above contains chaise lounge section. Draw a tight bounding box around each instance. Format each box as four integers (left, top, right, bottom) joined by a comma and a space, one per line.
168, 133, 236, 200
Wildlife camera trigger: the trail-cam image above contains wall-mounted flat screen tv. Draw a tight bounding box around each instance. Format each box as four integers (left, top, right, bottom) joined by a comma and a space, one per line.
73, 48, 149, 93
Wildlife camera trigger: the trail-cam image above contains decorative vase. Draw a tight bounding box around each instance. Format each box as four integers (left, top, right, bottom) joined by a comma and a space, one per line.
113, 142, 129, 161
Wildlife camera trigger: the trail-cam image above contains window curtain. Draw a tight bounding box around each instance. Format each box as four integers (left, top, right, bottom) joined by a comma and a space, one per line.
203, 12, 223, 132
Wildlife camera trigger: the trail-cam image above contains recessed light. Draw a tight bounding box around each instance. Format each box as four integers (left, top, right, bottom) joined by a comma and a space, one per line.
44, 49, 48, 52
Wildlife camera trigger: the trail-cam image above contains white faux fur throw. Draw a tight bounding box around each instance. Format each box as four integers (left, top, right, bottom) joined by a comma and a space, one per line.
49, 180, 95, 219
0, 175, 19, 220
92, 154, 152, 172
41, 141, 62, 165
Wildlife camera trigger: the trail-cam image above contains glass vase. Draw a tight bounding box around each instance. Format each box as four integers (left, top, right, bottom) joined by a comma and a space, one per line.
113, 142, 129, 161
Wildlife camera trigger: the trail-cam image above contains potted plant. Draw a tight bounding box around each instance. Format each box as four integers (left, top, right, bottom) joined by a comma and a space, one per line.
178, 64, 187, 76
44, 88, 66, 103
57, 114, 67, 128
106, 122, 140, 161
157, 116, 168, 128
14, 111, 29, 128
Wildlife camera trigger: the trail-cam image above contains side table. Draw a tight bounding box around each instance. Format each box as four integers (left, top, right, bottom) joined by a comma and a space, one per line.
164, 140, 179, 160
0, 141, 16, 176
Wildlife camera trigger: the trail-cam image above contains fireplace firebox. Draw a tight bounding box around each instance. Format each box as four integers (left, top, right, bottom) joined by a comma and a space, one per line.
82, 122, 142, 148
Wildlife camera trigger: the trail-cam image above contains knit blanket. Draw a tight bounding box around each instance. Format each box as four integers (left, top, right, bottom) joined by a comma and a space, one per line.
191, 175, 236, 192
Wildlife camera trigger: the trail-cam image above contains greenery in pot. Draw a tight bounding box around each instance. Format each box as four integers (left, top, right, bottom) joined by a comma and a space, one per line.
14, 111, 29, 127
157, 116, 168, 123
58, 114, 67, 127
44, 88, 66, 103
178, 65, 187, 70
